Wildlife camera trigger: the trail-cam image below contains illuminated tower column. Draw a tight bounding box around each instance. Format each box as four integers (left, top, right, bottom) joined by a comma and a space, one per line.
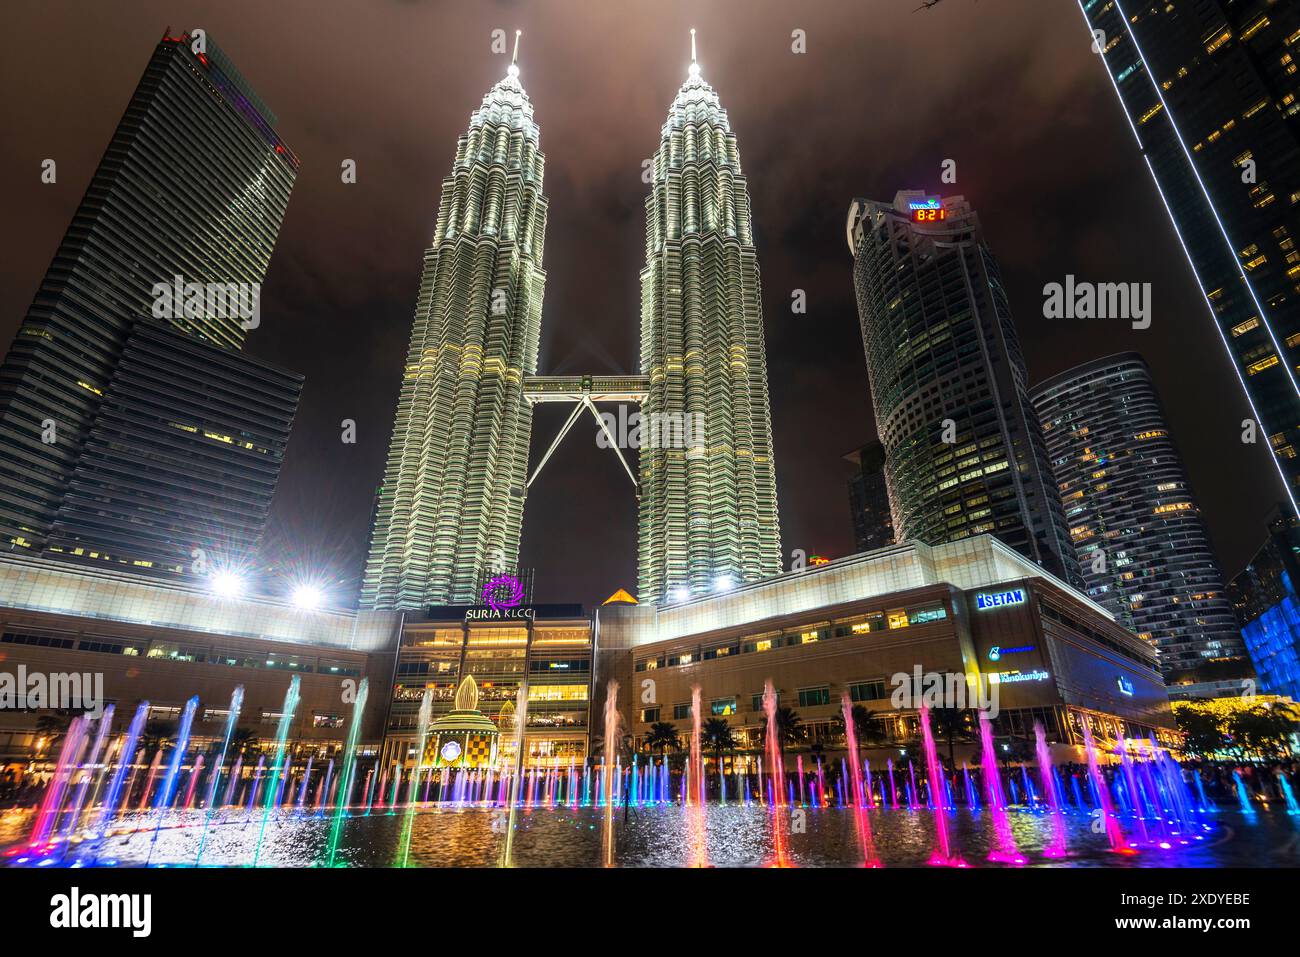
1076, 0, 1300, 511
362, 36, 547, 608
638, 32, 782, 602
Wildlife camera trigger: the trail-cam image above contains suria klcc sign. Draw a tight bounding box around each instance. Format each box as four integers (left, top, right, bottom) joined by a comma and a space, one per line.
464, 607, 536, 621
465, 574, 534, 620
975, 588, 1026, 610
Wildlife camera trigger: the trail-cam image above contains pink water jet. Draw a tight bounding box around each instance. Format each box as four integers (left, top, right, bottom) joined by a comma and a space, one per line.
977, 715, 1024, 864
1081, 722, 1132, 854
920, 706, 961, 866
602, 679, 619, 867
1033, 722, 1068, 858
687, 685, 709, 867
840, 693, 878, 866
762, 680, 791, 867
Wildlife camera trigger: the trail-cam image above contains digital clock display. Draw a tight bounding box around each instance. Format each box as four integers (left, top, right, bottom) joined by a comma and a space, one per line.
908, 197, 946, 223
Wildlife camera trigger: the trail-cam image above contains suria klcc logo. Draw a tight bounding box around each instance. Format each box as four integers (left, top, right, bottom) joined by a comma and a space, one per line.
482, 574, 524, 612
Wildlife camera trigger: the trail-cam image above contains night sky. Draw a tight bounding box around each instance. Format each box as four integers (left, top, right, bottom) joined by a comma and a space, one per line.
0, 0, 1283, 606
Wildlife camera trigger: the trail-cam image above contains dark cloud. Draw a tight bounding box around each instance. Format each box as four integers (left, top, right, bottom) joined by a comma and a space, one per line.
0, 0, 1278, 604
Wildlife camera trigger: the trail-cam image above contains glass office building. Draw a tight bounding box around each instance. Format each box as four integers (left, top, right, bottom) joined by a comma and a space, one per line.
1077, 0, 1300, 511
1230, 510, 1300, 701
845, 441, 895, 553
44, 320, 303, 576
0, 31, 297, 562
847, 192, 1081, 587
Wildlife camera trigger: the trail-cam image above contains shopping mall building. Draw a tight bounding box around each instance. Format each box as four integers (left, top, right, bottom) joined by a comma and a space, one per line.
0, 534, 1177, 783
0, 554, 597, 782
596, 537, 1178, 764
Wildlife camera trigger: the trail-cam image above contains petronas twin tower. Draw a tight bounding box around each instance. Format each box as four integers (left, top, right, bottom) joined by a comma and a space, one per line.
362, 34, 781, 608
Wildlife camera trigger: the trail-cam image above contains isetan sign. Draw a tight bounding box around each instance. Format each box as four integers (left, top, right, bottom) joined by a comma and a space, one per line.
975, 588, 1026, 610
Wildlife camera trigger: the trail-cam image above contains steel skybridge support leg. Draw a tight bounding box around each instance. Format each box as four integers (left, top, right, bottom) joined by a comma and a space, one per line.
526, 400, 585, 488
583, 396, 639, 489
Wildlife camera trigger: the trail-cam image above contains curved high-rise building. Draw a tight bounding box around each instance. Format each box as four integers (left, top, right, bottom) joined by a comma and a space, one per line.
1030, 353, 1248, 695
362, 48, 547, 608
637, 38, 782, 602
848, 192, 1080, 587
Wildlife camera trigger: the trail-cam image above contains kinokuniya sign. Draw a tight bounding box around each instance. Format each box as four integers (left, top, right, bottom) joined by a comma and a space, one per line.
464, 606, 536, 621
975, 588, 1026, 610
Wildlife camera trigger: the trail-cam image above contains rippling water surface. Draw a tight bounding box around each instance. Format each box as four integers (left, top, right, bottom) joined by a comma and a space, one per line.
5, 804, 1298, 868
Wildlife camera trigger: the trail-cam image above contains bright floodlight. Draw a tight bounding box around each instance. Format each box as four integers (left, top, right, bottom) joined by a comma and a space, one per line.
291, 584, 323, 611
669, 585, 691, 603
714, 574, 734, 592
210, 569, 245, 599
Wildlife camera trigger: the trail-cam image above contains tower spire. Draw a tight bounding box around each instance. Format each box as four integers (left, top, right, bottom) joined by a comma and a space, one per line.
689, 28, 700, 77
507, 29, 521, 79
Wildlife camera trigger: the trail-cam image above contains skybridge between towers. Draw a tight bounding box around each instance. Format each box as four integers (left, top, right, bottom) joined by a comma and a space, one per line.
522, 374, 649, 493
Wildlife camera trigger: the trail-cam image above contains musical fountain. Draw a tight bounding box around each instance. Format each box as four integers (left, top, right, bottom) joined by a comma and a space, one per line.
3, 673, 1293, 869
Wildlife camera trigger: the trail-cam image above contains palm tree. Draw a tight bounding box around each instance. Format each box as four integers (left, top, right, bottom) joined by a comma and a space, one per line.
701, 717, 736, 774
139, 720, 176, 757
644, 721, 681, 765
228, 727, 259, 756
759, 706, 807, 765
850, 704, 889, 749
33, 710, 74, 758
930, 707, 976, 771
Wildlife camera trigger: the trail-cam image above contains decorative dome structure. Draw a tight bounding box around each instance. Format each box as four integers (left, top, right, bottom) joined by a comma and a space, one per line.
428, 675, 501, 767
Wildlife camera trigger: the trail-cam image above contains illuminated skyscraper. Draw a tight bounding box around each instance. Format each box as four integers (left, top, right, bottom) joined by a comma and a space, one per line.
847, 192, 1080, 586
1229, 508, 1300, 702
1031, 353, 1248, 697
0, 31, 297, 564
637, 34, 782, 603
1077, 0, 1300, 512
362, 40, 546, 608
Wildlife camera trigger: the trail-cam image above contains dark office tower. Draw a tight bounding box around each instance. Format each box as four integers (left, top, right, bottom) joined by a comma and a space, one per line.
844, 442, 894, 552
847, 192, 1081, 586
0, 31, 297, 554
1031, 353, 1249, 697
43, 320, 302, 576
1078, 0, 1300, 513
1229, 508, 1300, 701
